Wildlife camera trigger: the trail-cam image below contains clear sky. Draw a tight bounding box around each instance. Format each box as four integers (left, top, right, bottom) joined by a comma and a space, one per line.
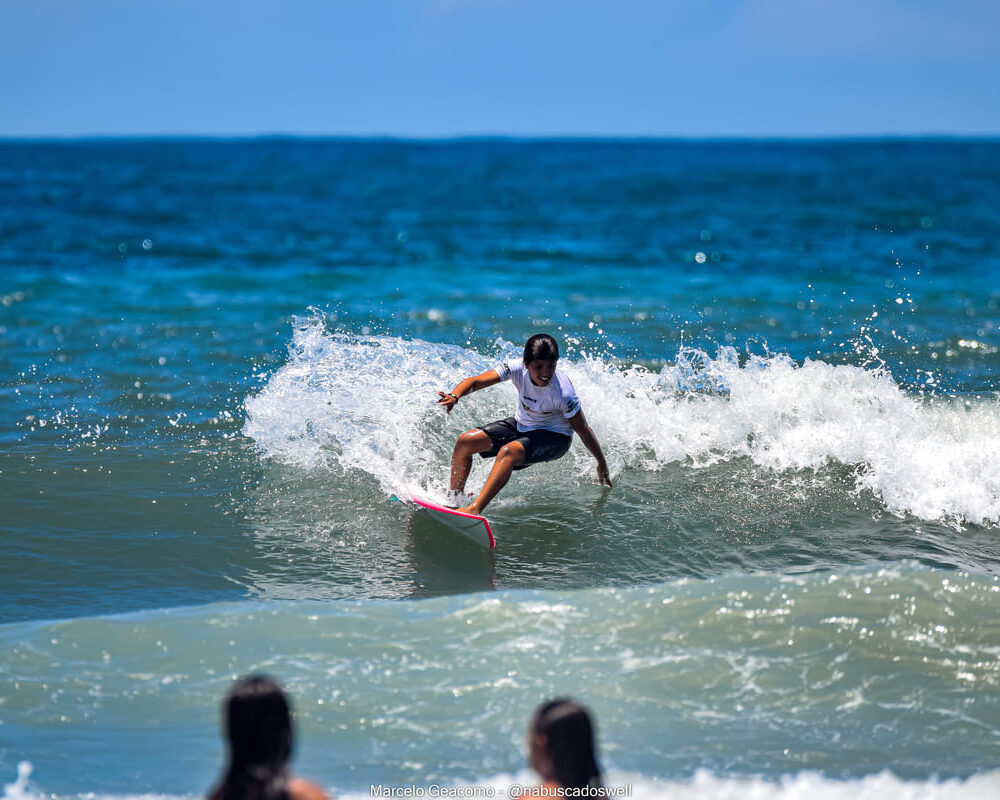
2, 0, 998, 138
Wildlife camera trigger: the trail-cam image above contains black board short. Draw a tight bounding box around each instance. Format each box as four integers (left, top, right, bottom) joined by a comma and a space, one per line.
478, 417, 572, 470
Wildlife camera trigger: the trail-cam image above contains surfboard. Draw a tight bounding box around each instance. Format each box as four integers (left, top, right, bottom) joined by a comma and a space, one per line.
410, 494, 496, 549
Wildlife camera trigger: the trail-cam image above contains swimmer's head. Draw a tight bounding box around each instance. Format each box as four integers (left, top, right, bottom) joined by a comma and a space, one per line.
223, 674, 293, 773
528, 698, 602, 789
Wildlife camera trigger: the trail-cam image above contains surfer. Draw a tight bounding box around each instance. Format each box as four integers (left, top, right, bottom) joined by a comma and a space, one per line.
436, 333, 612, 513
208, 675, 328, 800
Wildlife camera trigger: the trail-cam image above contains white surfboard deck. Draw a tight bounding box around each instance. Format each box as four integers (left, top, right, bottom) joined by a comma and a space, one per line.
410, 494, 496, 549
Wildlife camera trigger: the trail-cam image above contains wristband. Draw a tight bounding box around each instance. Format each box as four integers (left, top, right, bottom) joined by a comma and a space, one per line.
446, 392, 459, 402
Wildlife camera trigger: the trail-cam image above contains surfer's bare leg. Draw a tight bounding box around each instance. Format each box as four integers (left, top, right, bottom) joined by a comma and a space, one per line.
449, 429, 492, 491
460, 441, 525, 515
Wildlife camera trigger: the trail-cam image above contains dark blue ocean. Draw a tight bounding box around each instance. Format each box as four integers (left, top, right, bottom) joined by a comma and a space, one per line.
2, 138, 999, 799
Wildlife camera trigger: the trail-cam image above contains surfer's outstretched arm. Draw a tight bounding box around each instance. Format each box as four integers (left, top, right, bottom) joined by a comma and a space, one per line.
569, 409, 612, 488
438, 369, 502, 504
436, 369, 501, 414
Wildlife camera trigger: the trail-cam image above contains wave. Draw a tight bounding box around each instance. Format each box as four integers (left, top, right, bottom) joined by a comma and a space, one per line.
3, 564, 999, 787
243, 316, 1000, 527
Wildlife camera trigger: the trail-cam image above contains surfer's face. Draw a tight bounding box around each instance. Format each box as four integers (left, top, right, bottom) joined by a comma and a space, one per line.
526, 358, 557, 387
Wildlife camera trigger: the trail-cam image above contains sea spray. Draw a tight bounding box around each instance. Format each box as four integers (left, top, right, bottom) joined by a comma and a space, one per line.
244, 318, 1000, 527
1, 764, 33, 800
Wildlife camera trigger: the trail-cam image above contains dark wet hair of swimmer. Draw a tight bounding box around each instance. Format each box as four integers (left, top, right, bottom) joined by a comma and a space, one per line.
209, 675, 326, 800
529, 698, 603, 790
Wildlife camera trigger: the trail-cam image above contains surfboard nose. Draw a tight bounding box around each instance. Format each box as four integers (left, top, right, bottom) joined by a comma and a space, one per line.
410, 494, 496, 549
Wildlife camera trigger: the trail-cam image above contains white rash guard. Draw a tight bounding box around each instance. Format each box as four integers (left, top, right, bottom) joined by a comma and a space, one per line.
494, 360, 581, 436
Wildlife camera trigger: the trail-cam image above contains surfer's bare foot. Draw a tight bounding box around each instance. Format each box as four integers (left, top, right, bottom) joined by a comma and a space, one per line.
444, 489, 475, 509
456, 504, 481, 516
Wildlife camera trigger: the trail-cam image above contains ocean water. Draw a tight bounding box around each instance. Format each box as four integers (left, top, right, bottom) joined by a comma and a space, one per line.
1, 138, 999, 799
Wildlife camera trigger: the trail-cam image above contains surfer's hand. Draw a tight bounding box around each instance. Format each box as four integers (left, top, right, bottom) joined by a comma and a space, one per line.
436, 391, 458, 413
597, 461, 612, 488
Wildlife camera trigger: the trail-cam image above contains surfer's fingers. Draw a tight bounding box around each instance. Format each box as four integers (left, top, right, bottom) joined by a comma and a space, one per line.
435, 392, 455, 413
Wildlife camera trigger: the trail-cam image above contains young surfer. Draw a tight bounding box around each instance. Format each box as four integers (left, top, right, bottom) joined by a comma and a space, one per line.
436, 333, 612, 514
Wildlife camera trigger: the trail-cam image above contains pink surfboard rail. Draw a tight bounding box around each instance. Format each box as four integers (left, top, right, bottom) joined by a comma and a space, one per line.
410, 494, 496, 549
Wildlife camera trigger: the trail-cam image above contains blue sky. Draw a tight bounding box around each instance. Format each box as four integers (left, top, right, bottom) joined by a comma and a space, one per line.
2, 0, 998, 137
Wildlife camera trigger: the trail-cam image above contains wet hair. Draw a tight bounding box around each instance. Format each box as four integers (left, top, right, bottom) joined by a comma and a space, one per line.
210, 675, 294, 800
523, 334, 560, 364
530, 698, 603, 790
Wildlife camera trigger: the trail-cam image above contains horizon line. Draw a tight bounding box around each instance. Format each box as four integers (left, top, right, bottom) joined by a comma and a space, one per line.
2, 132, 1000, 144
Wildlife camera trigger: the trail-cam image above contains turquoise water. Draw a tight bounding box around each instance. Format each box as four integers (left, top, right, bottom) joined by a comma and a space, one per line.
1, 138, 999, 798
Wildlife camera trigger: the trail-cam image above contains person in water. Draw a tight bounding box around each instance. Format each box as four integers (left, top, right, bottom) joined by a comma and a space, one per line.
436, 333, 611, 514
208, 675, 328, 800
523, 698, 604, 795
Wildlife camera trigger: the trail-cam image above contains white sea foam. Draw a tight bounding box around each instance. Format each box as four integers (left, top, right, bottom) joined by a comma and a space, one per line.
575, 346, 1000, 526
242, 315, 514, 500
243, 319, 1000, 527
606, 769, 1000, 800
2, 764, 33, 800
346, 769, 1000, 800
10, 767, 999, 800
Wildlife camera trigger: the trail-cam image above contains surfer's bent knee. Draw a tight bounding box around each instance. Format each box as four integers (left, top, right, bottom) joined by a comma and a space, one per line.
456, 429, 491, 451
497, 441, 526, 465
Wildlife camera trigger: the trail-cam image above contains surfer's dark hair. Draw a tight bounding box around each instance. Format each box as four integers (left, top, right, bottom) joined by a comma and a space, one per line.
530, 698, 603, 790
210, 675, 293, 800
523, 334, 560, 363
